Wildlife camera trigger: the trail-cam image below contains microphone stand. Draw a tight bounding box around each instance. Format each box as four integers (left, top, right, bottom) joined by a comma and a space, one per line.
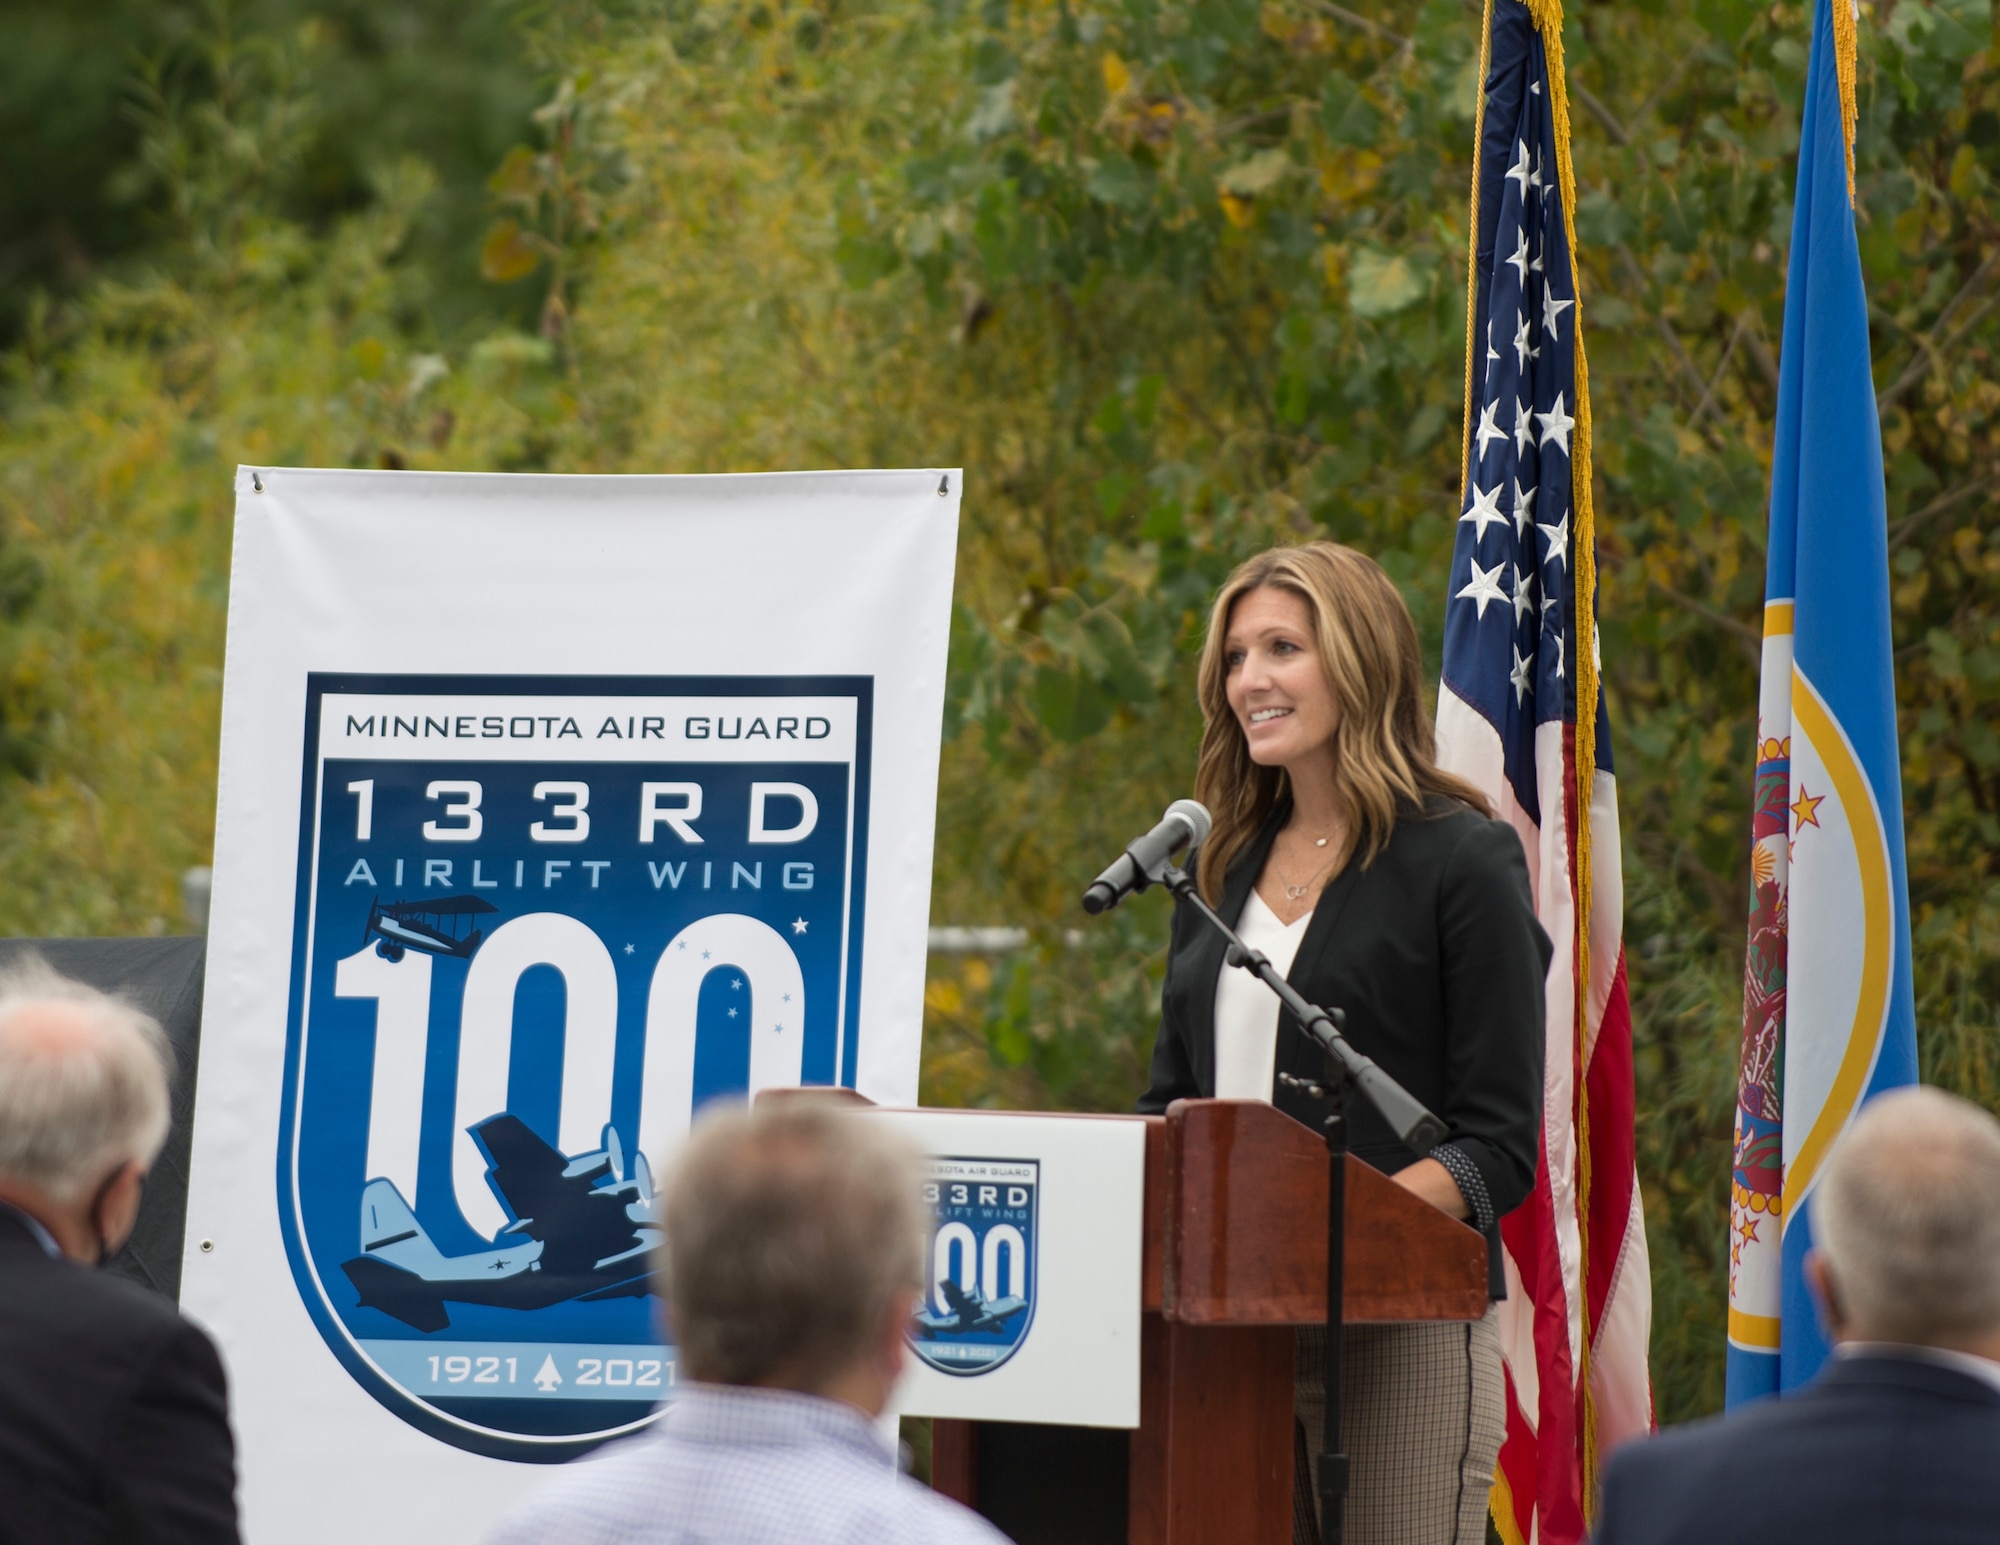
1152, 865, 1448, 1545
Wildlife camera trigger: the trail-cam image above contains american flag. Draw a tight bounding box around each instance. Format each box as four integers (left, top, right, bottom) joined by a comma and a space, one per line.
1434, 2, 1653, 1540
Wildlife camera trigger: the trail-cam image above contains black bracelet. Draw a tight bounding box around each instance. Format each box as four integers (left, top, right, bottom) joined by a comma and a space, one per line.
1428, 1142, 1495, 1233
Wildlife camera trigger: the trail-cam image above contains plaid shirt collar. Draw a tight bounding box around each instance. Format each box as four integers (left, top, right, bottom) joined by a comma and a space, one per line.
663, 1382, 896, 1466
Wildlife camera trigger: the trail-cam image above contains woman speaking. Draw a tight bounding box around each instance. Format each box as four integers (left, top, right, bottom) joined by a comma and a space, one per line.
1138, 542, 1549, 1545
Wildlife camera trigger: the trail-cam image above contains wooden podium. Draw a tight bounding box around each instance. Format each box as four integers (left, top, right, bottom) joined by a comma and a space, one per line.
926, 1098, 1487, 1545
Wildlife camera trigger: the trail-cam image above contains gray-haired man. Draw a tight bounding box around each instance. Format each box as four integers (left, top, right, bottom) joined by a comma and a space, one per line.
0, 958, 240, 1545
488, 1098, 1010, 1545
1596, 1085, 2000, 1544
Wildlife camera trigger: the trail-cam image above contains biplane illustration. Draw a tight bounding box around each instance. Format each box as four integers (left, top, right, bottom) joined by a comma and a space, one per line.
363, 894, 498, 962
340, 1116, 659, 1333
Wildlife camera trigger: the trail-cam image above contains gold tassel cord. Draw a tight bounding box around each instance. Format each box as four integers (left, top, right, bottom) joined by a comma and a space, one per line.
1523, 0, 1603, 1519
1461, 0, 1496, 496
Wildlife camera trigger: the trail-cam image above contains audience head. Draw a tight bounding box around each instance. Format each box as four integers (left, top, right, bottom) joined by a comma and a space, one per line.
0, 957, 173, 1264
1809, 1085, 2000, 1352
659, 1096, 926, 1412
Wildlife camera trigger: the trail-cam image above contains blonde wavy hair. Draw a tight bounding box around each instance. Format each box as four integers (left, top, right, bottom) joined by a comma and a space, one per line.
1193, 542, 1488, 904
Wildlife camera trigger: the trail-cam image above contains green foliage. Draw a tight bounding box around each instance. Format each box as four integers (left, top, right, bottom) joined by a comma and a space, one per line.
1, 0, 1997, 1424
0, 0, 542, 341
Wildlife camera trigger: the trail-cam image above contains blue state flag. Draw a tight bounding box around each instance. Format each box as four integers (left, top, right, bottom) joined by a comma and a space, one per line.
1725, 0, 1919, 1405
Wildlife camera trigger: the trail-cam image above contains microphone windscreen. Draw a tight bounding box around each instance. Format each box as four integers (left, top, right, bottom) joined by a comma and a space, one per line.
1166, 799, 1212, 848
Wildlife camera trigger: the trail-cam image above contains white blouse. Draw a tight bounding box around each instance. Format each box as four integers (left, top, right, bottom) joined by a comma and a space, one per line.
1212, 887, 1313, 1100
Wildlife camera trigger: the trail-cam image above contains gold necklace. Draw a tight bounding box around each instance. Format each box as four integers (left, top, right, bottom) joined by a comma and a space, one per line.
1278, 826, 1345, 901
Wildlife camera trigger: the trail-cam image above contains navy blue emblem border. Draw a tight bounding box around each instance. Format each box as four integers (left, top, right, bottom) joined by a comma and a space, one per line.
274, 672, 874, 1461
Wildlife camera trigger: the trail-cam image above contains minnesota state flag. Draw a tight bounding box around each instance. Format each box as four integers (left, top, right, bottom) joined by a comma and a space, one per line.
1726, 0, 1920, 1403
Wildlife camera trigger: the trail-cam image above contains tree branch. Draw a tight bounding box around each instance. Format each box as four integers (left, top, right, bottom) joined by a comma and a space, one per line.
1887, 476, 1998, 553
1297, 0, 1408, 45
1877, 249, 2000, 416
1615, 243, 1715, 412
1686, 312, 1748, 431
1649, 578, 1762, 663
1571, 83, 1630, 147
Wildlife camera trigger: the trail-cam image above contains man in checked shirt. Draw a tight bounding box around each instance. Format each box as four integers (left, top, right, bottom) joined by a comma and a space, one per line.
487, 1098, 1011, 1545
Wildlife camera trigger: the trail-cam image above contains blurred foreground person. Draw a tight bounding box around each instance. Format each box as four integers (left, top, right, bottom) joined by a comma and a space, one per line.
1596, 1086, 2000, 1544
487, 1098, 1009, 1545
0, 958, 239, 1545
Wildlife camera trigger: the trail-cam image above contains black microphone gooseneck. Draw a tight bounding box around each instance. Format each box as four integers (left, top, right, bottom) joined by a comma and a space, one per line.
1087, 834, 1447, 1545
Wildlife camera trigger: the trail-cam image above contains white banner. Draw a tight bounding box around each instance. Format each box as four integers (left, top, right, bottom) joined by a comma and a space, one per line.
182, 467, 959, 1541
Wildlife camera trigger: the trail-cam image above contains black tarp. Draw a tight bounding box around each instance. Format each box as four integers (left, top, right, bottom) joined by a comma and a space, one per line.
0, 938, 206, 1300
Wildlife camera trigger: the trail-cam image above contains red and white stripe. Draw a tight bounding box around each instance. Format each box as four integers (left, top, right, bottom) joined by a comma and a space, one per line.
1436, 693, 1653, 1545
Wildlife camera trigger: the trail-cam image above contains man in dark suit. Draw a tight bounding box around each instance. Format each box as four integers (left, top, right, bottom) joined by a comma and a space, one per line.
1596, 1085, 2000, 1544
0, 958, 240, 1544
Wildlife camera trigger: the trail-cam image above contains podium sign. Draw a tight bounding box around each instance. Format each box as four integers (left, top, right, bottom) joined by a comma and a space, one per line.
183, 468, 958, 1541
876, 1109, 1148, 1429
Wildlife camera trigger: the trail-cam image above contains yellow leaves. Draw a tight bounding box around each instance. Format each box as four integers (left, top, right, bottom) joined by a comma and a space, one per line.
1882, 402, 1913, 455
1317, 148, 1383, 205
1220, 147, 1292, 197
1217, 148, 1292, 225
1101, 82, 1182, 153
1259, 5, 1335, 53
488, 145, 543, 205
1346, 246, 1427, 318
1321, 242, 1348, 295
480, 220, 543, 284
349, 337, 388, 380
1948, 143, 1985, 199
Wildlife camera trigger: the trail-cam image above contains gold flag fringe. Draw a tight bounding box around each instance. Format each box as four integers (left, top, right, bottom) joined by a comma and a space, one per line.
1833, 0, 1859, 202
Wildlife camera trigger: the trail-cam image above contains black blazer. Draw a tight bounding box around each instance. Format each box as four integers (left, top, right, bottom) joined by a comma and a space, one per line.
1595, 1353, 2000, 1544
0, 1208, 240, 1545
1139, 796, 1549, 1298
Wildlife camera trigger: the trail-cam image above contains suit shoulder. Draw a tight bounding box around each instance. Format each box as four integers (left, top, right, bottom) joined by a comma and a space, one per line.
1385, 797, 1517, 871
1, 1251, 199, 1353
1600, 1411, 1762, 1523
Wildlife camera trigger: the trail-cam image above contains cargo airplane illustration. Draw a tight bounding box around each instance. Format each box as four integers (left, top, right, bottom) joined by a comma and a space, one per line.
912, 1277, 1028, 1339
341, 1115, 658, 1333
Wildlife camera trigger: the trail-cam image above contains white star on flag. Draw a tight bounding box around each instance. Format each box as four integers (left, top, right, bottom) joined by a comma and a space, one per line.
1456, 556, 1511, 619
1507, 229, 1530, 285
1537, 393, 1575, 455
1544, 279, 1574, 341
1512, 478, 1536, 536
1513, 312, 1535, 369
1514, 396, 1534, 457
1506, 140, 1532, 196
1512, 563, 1537, 624
1461, 482, 1507, 541
1509, 644, 1535, 705
1538, 510, 1571, 571
1475, 399, 1507, 457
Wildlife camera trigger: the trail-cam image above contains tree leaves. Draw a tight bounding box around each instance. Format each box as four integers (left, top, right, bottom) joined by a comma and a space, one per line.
1347, 245, 1428, 317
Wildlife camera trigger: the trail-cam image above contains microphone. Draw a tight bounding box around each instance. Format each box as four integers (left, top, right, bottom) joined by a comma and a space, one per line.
1081, 800, 1212, 914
